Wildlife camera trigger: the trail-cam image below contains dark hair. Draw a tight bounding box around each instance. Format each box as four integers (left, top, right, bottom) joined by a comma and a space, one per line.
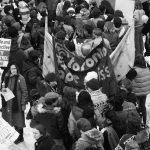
134, 54, 146, 68
77, 90, 93, 109
91, 8, 101, 18
99, 5, 106, 15
63, 1, 71, 12
86, 78, 100, 91
6, 62, 20, 76
75, 5, 81, 14
114, 17, 122, 28
83, 24, 94, 35
114, 10, 124, 18
97, 20, 105, 31
4, 5, 12, 15
34, 124, 46, 136
8, 26, 18, 38
100, 0, 114, 14
106, 14, 114, 22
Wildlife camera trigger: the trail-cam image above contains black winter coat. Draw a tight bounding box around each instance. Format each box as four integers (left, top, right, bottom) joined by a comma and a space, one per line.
35, 136, 55, 150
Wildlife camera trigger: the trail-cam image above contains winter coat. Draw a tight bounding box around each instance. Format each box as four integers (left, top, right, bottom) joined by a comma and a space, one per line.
68, 106, 83, 140
2, 74, 28, 128
9, 37, 27, 75
101, 126, 119, 150
132, 67, 150, 96
75, 128, 104, 150
35, 136, 55, 150
31, 107, 65, 140
23, 59, 42, 94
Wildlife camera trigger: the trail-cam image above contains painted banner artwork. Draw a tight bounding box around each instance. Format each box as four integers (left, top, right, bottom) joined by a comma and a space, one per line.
55, 40, 117, 97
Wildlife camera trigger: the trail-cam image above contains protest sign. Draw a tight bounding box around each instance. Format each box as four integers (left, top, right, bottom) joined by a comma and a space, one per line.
0, 38, 11, 67
0, 118, 19, 146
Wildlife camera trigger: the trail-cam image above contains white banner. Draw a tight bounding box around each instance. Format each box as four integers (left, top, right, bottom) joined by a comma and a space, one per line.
110, 20, 135, 81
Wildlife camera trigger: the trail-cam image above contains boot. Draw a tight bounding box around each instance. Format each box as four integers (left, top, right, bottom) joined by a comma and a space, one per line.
14, 128, 24, 144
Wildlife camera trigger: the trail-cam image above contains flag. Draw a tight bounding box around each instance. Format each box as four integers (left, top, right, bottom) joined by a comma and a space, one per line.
43, 17, 56, 77
110, 20, 135, 81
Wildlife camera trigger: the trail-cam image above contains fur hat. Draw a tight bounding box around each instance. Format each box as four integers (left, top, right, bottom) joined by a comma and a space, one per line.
44, 92, 59, 105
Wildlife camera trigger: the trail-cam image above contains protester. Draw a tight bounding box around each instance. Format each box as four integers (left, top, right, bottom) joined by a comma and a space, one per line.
2, 63, 28, 144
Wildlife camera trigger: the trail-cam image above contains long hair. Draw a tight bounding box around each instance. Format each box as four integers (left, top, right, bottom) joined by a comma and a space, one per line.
100, 0, 114, 15
134, 54, 146, 68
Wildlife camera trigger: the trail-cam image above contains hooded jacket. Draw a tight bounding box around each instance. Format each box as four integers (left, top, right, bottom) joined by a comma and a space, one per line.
132, 67, 150, 96
75, 128, 104, 150
68, 106, 83, 140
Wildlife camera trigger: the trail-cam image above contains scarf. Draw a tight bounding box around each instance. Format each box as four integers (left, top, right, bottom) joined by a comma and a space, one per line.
5, 74, 19, 112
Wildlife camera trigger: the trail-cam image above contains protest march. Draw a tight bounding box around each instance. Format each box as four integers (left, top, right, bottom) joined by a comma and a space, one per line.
0, 0, 150, 150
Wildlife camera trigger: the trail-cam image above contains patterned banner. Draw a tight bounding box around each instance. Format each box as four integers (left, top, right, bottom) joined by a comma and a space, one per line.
55, 40, 117, 97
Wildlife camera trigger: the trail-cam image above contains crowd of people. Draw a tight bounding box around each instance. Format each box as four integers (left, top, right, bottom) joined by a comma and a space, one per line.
0, 0, 150, 150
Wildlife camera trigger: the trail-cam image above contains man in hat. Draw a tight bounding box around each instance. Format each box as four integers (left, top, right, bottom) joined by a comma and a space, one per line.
84, 71, 107, 126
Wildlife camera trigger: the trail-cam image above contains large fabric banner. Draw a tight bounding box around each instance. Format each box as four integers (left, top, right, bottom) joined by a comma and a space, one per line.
56, 39, 117, 97
110, 21, 135, 81
43, 31, 56, 77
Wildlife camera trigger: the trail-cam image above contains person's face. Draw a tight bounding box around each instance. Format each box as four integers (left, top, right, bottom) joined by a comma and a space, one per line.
9, 9, 13, 14
2, 23, 8, 30
32, 128, 42, 140
10, 65, 17, 75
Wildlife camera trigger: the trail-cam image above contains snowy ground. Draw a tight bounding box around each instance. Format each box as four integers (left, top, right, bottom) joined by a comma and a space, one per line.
0, 104, 35, 150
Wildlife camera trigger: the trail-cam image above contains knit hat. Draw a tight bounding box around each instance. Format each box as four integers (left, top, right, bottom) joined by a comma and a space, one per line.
114, 17, 122, 28
77, 118, 92, 132
4, 5, 12, 14
67, 7, 75, 13
44, 92, 59, 105
84, 71, 98, 83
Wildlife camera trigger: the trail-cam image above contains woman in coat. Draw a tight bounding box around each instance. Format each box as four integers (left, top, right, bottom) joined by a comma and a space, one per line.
126, 54, 150, 126
2, 63, 28, 144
